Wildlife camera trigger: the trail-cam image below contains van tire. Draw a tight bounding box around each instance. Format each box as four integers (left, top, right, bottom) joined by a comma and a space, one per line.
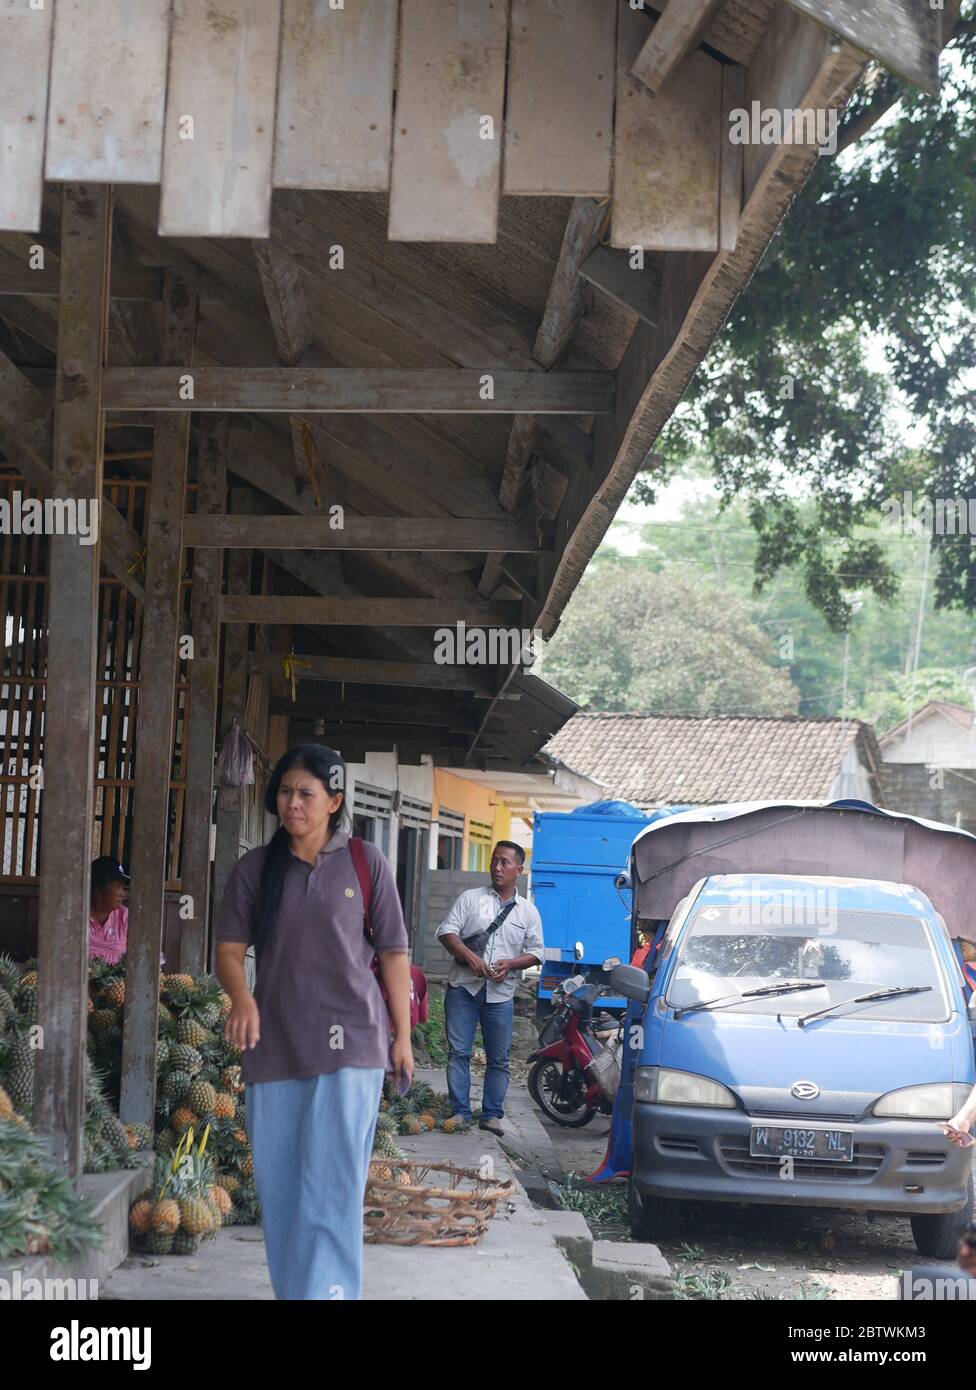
628, 1176, 680, 1242
910, 1175, 974, 1260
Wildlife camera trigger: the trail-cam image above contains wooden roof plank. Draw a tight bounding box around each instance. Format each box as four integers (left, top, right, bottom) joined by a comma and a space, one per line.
785, 0, 941, 95
578, 245, 659, 326
158, 0, 282, 237
0, 0, 54, 231
631, 0, 727, 93
532, 197, 606, 370
388, 0, 508, 243
45, 0, 170, 183
274, 0, 397, 191
248, 651, 494, 693
614, 10, 724, 252
221, 596, 521, 625
503, 0, 615, 197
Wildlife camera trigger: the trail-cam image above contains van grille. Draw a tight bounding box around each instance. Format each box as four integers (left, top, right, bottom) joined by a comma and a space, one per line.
719, 1138, 885, 1180
658, 1135, 701, 1154
905, 1151, 946, 1169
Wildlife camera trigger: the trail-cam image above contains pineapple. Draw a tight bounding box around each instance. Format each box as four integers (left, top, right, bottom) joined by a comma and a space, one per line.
369, 1162, 394, 1183
0, 1084, 13, 1122
0, 985, 16, 1027
157, 1002, 174, 1027
168, 1044, 203, 1076
214, 1173, 239, 1195
186, 1079, 216, 1116
129, 1199, 154, 1236
91, 1008, 118, 1036
178, 1197, 213, 1238
213, 1092, 236, 1120
150, 1199, 181, 1235
399, 1115, 422, 1136
232, 1128, 249, 1147
440, 1116, 468, 1134
86, 996, 94, 1016
239, 1153, 253, 1179
17, 983, 38, 1025
19, 970, 38, 989
175, 1017, 210, 1049
145, 1230, 174, 1255
418, 1112, 437, 1132
102, 979, 125, 1010
372, 1129, 403, 1160
162, 973, 195, 993
199, 1003, 221, 1029
374, 1112, 397, 1136
217, 991, 233, 1021
5, 1029, 35, 1115
161, 1069, 192, 1102
172, 1230, 200, 1256
210, 1185, 233, 1218
99, 1110, 133, 1161
170, 1106, 199, 1134
156, 1038, 171, 1069
205, 1197, 223, 1231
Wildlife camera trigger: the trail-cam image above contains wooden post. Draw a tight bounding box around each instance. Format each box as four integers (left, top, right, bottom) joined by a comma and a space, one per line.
179, 416, 228, 974
120, 268, 198, 1127
211, 489, 253, 956
35, 185, 112, 1178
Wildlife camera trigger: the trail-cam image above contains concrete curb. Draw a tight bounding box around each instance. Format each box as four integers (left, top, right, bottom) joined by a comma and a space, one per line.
533, 1208, 675, 1301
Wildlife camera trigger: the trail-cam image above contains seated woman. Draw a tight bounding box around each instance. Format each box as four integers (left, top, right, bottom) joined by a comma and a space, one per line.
88, 856, 130, 964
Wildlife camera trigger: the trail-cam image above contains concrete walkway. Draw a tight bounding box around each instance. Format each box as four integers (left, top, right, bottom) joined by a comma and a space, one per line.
99, 1072, 585, 1302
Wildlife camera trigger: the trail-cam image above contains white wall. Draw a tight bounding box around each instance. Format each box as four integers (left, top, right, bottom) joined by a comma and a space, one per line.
882, 713, 976, 768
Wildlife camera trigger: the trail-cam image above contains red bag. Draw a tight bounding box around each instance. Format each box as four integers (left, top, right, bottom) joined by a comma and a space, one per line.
349, 836, 428, 1030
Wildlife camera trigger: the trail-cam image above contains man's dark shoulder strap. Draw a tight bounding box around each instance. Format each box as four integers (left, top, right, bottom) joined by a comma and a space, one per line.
490, 896, 518, 931
349, 836, 374, 940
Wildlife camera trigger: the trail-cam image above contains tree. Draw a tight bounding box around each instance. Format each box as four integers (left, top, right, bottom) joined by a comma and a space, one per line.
631, 9, 976, 631
537, 565, 799, 715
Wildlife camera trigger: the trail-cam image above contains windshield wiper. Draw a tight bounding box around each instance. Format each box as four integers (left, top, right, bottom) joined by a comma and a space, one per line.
675, 981, 826, 1019
797, 985, 933, 1028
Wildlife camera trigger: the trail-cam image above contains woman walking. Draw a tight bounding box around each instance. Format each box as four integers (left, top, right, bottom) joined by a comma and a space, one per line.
215, 743, 411, 1300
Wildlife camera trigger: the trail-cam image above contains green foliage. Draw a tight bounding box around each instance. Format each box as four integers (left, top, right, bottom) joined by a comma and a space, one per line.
412, 986, 449, 1067
0, 1118, 104, 1262
630, 13, 976, 623
539, 564, 800, 715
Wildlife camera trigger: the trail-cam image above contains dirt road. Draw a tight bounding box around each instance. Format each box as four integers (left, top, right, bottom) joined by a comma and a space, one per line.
536, 1110, 975, 1300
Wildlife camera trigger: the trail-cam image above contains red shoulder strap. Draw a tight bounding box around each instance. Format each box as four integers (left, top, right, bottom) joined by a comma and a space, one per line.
348, 836, 374, 941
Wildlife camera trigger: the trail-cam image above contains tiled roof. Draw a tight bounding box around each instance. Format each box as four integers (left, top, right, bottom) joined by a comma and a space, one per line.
879, 700, 974, 746
544, 713, 878, 808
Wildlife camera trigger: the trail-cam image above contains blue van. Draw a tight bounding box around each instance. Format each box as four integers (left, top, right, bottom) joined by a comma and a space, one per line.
613, 804, 976, 1259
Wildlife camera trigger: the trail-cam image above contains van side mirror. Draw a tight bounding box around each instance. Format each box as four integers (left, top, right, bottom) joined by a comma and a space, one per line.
611, 963, 651, 1005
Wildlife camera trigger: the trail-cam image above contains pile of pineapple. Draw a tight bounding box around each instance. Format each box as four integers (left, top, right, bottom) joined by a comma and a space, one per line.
129, 1125, 232, 1257
375, 1078, 463, 1139
0, 1109, 105, 1263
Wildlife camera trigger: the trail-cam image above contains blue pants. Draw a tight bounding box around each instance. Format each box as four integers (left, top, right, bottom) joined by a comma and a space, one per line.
245, 1067, 384, 1301
444, 984, 514, 1121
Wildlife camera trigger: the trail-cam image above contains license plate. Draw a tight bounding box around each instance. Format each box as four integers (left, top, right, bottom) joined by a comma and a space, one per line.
750, 1124, 854, 1161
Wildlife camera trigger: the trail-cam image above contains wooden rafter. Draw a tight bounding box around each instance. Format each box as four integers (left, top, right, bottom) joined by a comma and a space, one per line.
182, 516, 546, 552
631, 0, 728, 93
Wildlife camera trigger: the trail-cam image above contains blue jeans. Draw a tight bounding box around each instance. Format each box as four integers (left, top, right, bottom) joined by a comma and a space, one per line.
245, 1067, 384, 1300
444, 984, 514, 1121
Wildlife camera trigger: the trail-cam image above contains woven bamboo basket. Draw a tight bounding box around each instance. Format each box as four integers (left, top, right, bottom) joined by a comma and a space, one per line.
364, 1158, 516, 1247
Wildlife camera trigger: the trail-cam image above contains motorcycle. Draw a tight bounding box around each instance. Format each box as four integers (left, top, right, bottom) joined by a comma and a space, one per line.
527, 958, 623, 1128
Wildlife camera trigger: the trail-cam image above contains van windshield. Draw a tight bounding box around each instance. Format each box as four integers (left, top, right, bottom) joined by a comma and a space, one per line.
666, 905, 949, 1022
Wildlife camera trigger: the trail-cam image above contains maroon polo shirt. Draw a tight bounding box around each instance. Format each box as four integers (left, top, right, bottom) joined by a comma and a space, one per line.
216, 829, 408, 1084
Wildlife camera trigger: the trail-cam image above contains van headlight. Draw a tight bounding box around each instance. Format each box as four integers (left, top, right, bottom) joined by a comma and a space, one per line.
635, 1066, 737, 1108
872, 1083, 970, 1119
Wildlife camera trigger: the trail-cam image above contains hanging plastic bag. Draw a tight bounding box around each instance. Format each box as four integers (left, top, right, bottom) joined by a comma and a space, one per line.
215, 717, 255, 787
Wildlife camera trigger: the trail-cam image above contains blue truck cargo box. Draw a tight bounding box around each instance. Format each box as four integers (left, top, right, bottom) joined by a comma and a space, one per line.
530, 804, 686, 1011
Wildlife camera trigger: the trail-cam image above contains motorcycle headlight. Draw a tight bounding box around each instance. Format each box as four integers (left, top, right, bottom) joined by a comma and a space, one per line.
872, 1083, 970, 1120
634, 1066, 737, 1108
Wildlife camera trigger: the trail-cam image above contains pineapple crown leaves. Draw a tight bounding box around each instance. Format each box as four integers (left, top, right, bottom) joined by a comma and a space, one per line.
0, 955, 21, 997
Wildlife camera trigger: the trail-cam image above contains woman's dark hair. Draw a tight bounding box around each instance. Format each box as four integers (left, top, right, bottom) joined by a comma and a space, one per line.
254, 744, 347, 956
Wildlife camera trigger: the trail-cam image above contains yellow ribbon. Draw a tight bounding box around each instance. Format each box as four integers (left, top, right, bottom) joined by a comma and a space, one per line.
281, 651, 311, 703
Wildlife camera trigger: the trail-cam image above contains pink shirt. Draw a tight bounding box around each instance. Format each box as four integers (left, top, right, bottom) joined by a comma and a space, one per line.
88, 905, 128, 964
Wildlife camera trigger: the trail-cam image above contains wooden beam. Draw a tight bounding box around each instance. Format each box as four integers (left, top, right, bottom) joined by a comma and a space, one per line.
532, 199, 607, 370
120, 268, 199, 1129
222, 597, 520, 627
499, 416, 541, 515
102, 367, 615, 415
182, 515, 545, 552
578, 246, 660, 326
179, 416, 228, 975
0, 263, 224, 301
247, 652, 494, 694
251, 241, 312, 367
0, 348, 146, 603
212, 490, 253, 951
270, 695, 469, 727
0, 2, 54, 231
631, 0, 727, 93
34, 185, 112, 1178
